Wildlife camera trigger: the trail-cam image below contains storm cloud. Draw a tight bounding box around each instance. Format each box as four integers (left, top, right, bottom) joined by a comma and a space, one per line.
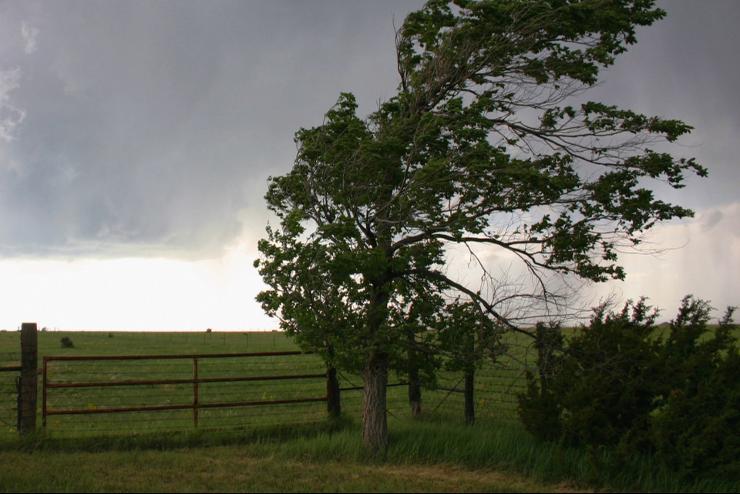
0, 0, 737, 328
0, 0, 421, 257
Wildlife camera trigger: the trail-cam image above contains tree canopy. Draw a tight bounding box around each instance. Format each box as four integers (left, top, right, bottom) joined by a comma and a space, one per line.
255, 0, 706, 452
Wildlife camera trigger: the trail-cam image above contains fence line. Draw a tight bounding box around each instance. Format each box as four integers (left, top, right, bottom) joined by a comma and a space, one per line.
0, 326, 536, 438
42, 350, 330, 432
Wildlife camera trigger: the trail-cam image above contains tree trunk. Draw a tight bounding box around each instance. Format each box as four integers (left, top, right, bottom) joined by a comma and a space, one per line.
362, 351, 389, 453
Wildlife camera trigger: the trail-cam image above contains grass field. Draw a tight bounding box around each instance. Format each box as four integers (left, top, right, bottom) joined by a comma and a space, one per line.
0, 441, 579, 493
0, 330, 532, 439
1, 329, 737, 493
1, 415, 736, 493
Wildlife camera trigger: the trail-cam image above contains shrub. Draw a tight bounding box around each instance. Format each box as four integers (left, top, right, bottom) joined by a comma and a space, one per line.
518, 322, 564, 441
651, 302, 739, 479
60, 336, 75, 348
519, 299, 664, 449
518, 296, 739, 480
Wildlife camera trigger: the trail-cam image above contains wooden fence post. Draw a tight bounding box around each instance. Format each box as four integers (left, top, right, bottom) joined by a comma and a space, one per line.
19, 322, 38, 434
326, 367, 341, 419
408, 368, 422, 417
464, 368, 475, 425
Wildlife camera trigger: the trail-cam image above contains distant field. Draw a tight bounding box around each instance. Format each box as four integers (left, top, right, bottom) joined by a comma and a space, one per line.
0, 330, 532, 440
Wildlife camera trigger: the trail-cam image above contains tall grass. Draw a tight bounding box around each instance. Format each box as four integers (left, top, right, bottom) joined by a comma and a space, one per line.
5, 415, 737, 493
254, 417, 737, 493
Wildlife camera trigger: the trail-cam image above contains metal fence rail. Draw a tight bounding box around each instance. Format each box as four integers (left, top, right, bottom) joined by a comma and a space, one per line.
42, 350, 329, 434
1, 326, 540, 438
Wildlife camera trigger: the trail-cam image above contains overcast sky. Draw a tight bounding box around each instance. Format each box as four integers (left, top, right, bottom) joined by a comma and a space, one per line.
0, 0, 737, 330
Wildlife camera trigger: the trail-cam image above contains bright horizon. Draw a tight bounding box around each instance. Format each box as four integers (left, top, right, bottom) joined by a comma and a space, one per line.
1, 202, 737, 331
0, 236, 278, 331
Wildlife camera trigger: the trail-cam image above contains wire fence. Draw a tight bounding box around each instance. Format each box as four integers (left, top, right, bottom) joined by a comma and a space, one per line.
337, 371, 411, 421
0, 349, 21, 435
0, 330, 539, 439
425, 367, 528, 422
0, 375, 18, 434
334, 351, 533, 425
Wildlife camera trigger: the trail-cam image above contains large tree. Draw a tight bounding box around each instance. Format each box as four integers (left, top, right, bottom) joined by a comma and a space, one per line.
255, 0, 706, 452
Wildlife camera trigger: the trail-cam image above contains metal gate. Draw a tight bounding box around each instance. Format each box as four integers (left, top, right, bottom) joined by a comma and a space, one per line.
42, 350, 331, 435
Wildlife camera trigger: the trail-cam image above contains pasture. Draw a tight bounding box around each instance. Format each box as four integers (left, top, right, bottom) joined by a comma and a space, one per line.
0, 329, 736, 493
0, 330, 529, 439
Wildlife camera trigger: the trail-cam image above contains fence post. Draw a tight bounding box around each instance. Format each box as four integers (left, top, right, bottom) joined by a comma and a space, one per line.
407, 329, 422, 417
464, 368, 475, 425
326, 367, 340, 419
408, 367, 422, 417
19, 322, 38, 434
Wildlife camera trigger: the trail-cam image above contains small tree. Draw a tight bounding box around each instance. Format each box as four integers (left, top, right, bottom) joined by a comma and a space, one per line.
517, 321, 565, 440
256, 0, 705, 452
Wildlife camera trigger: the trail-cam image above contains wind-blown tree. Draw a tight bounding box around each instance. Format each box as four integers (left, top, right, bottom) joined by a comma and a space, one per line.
255, 0, 706, 452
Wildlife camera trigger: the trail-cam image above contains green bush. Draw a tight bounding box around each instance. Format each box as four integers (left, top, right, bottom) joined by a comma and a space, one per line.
518, 322, 564, 441
518, 296, 739, 480
60, 336, 75, 348
519, 299, 664, 449
651, 302, 739, 479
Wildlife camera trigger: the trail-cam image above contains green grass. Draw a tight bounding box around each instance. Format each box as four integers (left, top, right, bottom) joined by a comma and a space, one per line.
0, 330, 532, 439
0, 442, 573, 493
0, 330, 736, 493
1, 417, 737, 493
0, 331, 329, 437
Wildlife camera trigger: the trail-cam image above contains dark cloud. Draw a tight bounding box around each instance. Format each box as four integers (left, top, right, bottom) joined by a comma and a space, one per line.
0, 0, 737, 259
0, 0, 422, 257
589, 0, 740, 209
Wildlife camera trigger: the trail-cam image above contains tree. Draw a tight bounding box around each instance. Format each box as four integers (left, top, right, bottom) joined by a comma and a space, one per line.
255, 0, 706, 452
